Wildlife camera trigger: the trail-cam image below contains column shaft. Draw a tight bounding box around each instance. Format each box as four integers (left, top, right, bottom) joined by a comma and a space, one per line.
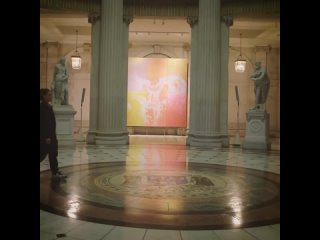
186, 16, 198, 145
187, 0, 222, 147
96, 0, 129, 144
87, 12, 100, 144
122, 15, 133, 131
220, 16, 233, 147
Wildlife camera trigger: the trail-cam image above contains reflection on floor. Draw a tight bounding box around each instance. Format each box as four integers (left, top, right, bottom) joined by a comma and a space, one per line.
40, 135, 280, 240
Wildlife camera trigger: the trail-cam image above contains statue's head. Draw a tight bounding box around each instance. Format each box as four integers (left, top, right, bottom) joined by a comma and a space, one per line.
59, 57, 66, 64
255, 61, 262, 68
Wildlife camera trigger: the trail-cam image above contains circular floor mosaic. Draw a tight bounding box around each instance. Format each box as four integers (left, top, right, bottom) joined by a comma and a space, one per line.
40, 162, 280, 230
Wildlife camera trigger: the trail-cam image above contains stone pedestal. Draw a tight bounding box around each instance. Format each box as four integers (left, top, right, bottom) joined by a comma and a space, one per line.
242, 109, 271, 150
53, 105, 77, 146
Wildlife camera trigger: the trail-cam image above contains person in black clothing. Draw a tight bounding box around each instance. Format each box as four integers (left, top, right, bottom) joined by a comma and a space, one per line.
40, 88, 66, 180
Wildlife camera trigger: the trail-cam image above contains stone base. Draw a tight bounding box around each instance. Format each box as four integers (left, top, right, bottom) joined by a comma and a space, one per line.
242, 109, 271, 151
53, 104, 77, 147
243, 137, 271, 150
220, 135, 229, 147
95, 131, 129, 145
187, 133, 223, 148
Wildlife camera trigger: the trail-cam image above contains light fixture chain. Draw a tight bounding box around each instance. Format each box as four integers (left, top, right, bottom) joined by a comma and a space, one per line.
240, 33, 242, 56
76, 29, 78, 52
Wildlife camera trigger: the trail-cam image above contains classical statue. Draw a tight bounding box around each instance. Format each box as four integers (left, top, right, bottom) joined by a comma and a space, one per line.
51, 57, 69, 105
250, 61, 270, 109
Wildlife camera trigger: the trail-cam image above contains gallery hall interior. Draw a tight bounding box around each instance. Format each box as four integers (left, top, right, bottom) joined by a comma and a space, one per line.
40, 0, 280, 239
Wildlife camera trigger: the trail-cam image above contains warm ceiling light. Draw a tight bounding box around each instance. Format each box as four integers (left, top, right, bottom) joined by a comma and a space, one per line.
235, 33, 246, 73
71, 29, 81, 69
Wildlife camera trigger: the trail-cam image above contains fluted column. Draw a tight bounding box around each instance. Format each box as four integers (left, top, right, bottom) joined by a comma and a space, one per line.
122, 15, 133, 136
220, 16, 233, 147
187, 0, 222, 147
186, 16, 198, 145
87, 12, 100, 144
96, 0, 129, 145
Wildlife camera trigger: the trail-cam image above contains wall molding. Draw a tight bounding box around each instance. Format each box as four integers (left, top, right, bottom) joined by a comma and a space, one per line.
40, 0, 279, 17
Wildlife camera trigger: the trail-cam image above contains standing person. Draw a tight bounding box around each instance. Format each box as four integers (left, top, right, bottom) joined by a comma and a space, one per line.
250, 61, 270, 109
40, 88, 66, 180
51, 57, 69, 105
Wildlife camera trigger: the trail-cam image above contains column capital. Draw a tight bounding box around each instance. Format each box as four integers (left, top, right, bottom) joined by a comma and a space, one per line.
41, 41, 60, 48
123, 15, 133, 25
88, 12, 100, 24
187, 16, 198, 27
221, 16, 233, 27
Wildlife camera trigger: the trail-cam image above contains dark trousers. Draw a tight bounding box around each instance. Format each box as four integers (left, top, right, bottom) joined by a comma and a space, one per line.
40, 138, 58, 175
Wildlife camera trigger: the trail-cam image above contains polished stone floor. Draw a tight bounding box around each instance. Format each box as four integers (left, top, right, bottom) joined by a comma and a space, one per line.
40, 136, 280, 240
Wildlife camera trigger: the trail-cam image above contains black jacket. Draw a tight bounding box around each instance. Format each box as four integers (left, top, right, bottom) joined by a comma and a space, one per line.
40, 102, 56, 142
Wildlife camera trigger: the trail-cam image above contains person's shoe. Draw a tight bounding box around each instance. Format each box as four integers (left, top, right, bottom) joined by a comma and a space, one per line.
51, 174, 61, 182
59, 175, 67, 182
51, 173, 67, 182
56, 171, 67, 178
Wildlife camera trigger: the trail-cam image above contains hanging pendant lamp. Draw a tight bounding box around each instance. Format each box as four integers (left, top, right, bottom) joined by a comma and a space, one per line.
235, 33, 246, 73
71, 29, 81, 69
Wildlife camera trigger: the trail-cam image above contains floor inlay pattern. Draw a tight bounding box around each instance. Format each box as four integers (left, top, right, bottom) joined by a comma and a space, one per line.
40, 161, 279, 230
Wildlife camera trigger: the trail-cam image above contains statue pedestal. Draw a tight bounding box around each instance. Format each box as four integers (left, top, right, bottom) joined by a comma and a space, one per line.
53, 105, 77, 146
242, 109, 271, 150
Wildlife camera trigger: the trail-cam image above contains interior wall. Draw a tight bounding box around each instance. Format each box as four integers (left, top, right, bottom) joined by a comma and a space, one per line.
40, 42, 280, 138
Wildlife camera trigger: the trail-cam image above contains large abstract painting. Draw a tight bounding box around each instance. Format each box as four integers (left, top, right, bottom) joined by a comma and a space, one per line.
127, 58, 188, 127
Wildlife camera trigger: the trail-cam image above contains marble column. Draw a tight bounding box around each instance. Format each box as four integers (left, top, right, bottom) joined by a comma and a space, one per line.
87, 12, 100, 144
220, 16, 233, 147
186, 16, 198, 145
122, 14, 133, 137
95, 0, 129, 145
187, 0, 222, 147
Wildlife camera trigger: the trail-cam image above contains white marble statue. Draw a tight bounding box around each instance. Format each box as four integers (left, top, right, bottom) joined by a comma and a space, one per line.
250, 61, 270, 109
51, 57, 69, 105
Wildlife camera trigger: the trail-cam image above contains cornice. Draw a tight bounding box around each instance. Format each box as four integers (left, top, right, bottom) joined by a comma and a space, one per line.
40, 0, 279, 17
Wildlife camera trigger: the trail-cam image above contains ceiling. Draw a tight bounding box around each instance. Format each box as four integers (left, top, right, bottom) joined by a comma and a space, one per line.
40, 12, 280, 49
